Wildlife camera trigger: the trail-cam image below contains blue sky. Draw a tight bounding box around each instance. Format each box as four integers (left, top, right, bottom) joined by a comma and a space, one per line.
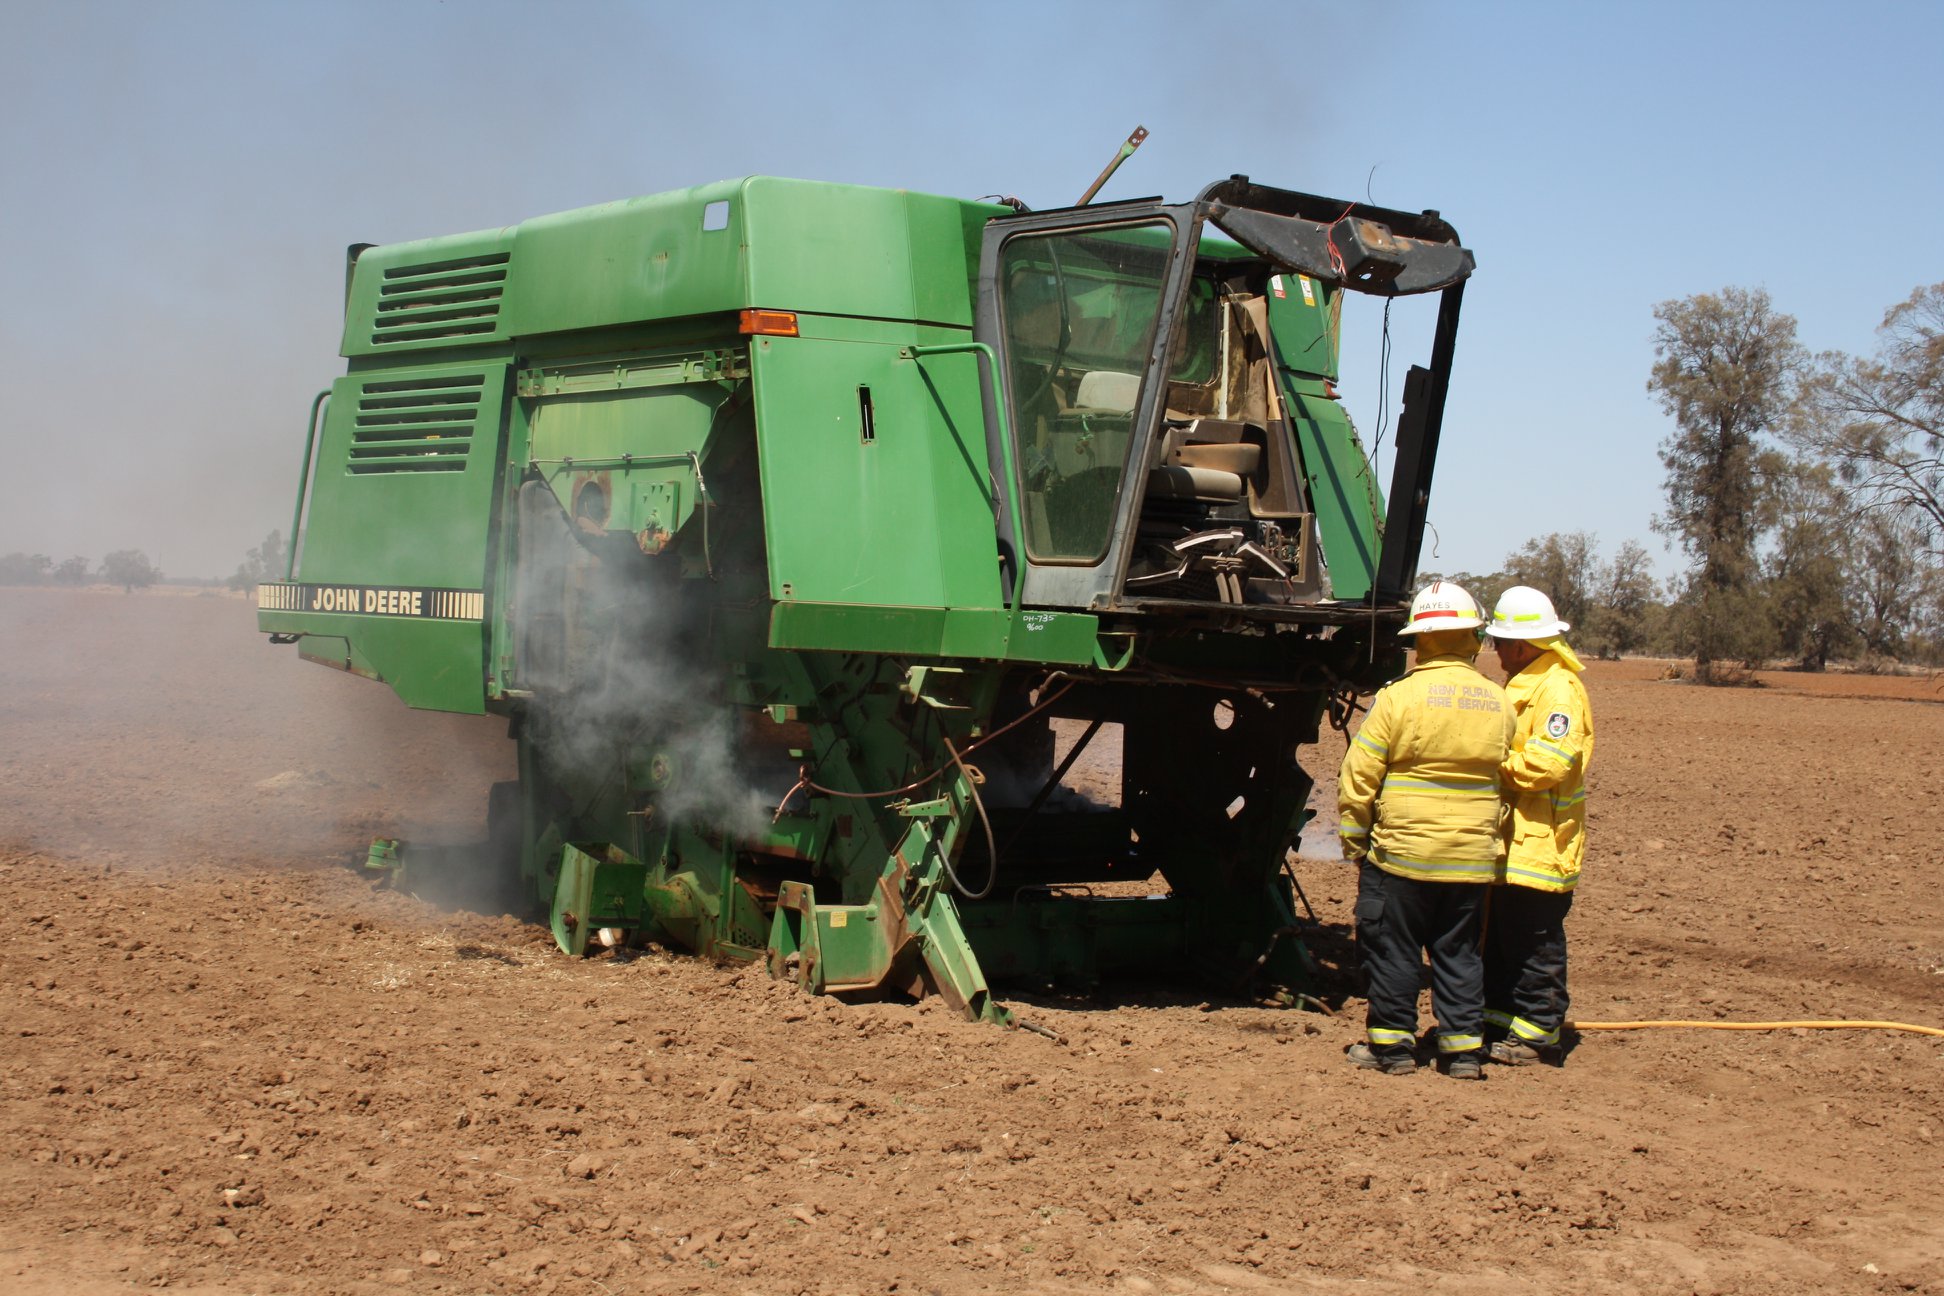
2, 0, 1936, 581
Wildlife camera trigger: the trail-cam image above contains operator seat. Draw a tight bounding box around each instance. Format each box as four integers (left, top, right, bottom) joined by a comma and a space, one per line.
1149, 418, 1261, 503
1057, 372, 1257, 504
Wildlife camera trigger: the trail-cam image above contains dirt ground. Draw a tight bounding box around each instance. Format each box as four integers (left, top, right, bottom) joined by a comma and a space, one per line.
2, 587, 1940, 1296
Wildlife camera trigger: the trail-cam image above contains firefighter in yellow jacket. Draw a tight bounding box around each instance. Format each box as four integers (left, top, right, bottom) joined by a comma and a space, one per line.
1483, 586, 1594, 1065
1339, 581, 1514, 1080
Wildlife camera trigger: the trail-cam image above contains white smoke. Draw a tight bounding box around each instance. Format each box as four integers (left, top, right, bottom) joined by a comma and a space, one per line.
514, 478, 768, 843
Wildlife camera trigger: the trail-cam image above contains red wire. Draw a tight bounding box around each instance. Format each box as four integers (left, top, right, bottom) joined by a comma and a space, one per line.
1324, 200, 1357, 283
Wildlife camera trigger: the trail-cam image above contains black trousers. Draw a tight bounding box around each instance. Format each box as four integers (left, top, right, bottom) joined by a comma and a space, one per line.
1354, 861, 1486, 1057
1482, 883, 1572, 1048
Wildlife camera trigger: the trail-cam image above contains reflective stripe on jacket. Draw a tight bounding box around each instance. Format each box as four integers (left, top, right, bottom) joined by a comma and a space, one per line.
1338, 654, 1515, 884
1500, 651, 1594, 892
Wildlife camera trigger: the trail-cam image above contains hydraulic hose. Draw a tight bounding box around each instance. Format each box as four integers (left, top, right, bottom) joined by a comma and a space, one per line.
941, 736, 998, 902
1569, 1018, 1943, 1039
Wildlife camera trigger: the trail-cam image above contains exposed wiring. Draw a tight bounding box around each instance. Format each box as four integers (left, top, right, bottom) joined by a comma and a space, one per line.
1322, 200, 1356, 283
790, 679, 1077, 803
1367, 298, 1394, 472
1326, 280, 1344, 376
1570, 1018, 1943, 1039
780, 679, 1080, 901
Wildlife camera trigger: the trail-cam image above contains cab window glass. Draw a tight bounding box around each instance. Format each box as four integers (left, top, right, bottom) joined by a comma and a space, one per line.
1168, 276, 1218, 385
999, 222, 1173, 563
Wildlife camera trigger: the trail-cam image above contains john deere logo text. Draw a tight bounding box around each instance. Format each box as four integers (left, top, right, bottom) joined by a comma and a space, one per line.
257, 583, 483, 621
311, 586, 419, 615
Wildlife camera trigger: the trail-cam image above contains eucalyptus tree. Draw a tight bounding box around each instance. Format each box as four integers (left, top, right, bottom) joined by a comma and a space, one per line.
1648, 287, 1805, 682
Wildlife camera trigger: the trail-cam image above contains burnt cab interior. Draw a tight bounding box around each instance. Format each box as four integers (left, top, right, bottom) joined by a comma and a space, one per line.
1000, 222, 1326, 609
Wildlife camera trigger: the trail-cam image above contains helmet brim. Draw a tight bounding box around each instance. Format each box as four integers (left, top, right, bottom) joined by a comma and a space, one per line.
1397, 616, 1485, 636
1487, 618, 1570, 640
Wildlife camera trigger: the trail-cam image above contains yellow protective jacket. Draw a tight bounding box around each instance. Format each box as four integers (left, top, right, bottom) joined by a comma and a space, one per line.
1501, 650, 1594, 892
1338, 654, 1514, 884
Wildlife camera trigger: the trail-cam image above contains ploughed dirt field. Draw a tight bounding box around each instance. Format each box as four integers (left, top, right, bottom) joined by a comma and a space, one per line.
2, 587, 1940, 1296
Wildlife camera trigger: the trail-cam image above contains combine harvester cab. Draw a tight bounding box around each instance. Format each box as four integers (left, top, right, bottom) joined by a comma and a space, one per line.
258, 176, 1473, 1023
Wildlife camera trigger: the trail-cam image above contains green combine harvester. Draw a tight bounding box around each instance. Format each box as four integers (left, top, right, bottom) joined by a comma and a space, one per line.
257, 170, 1473, 1023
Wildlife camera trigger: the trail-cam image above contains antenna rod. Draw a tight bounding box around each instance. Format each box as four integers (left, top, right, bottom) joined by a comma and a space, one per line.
1076, 126, 1149, 206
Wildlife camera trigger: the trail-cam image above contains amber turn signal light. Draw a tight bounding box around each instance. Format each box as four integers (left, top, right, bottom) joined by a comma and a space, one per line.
739, 309, 799, 337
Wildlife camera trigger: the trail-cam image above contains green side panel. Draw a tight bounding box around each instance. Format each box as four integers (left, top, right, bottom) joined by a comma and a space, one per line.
811, 907, 900, 992
741, 178, 990, 325
750, 321, 1001, 610
341, 229, 518, 359
290, 360, 509, 712
256, 616, 489, 714
1266, 290, 1383, 602
766, 603, 1107, 665
770, 604, 997, 656
1283, 385, 1384, 602
1264, 273, 1338, 379
302, 362, 509, 585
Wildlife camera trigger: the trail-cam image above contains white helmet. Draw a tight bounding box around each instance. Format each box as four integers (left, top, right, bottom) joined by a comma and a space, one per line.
1397, 580, 1485, 636
1490, 585, 1570, 639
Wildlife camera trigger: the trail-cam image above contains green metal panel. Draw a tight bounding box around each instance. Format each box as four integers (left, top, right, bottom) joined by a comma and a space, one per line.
1282, 382, 1383, 601
481, 178, 995, 343
283, 358, 509, 711
551, 845, 651, 956
766, 602, 1108, 664
1263, 271, 1338, 379
301, 362, 509, 586
768, 884, 902, 995
498, 179, 748, 339
341, 229, 517, 359
750, 319, 1001, 611
1267, 289, 1383, 601
521, 348, 742, 533
255, 615, 489, 714
742, 178, 992, 326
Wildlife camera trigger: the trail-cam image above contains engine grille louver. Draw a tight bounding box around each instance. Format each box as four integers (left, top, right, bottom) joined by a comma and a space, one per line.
370, 253, 509, 347
345, 374, 485, 475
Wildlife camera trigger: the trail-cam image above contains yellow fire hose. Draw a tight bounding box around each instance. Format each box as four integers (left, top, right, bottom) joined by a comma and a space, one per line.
1569, 1018, 1944, 1039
